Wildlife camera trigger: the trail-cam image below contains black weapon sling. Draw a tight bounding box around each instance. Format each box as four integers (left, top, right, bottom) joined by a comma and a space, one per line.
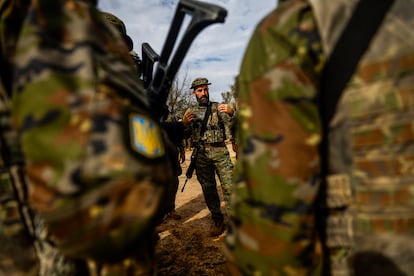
199, 102, 212, 143
317, 0, 394, 275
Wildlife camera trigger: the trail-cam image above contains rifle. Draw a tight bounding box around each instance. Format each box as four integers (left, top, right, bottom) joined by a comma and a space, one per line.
181, 143, 199, 192
141, 0, 227, 120
181, 102, 211, 192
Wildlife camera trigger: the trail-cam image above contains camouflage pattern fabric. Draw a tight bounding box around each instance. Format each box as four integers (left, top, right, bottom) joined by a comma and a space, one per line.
190, 77, 211, 89
196, 144, 233, 222
1, 0, 86, 275
184, 102, 233, 220
312, 0, 414, 275
227, 0, 414, 275
0, 90, 39, 276
225, 0, 325, 275
186, 102, 230, 145
2, 0, 174, 274
0, 102, 84, 276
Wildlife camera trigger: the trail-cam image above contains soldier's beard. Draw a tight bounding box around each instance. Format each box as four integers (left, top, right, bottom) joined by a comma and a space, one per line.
197, 96, 209, 106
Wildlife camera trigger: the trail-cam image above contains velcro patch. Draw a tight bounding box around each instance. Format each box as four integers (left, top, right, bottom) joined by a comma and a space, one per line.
129, 113, 165, 159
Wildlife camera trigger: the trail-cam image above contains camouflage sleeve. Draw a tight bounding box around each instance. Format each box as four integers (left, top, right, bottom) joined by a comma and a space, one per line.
10, 1, 173, 259
227, 0, 326, 274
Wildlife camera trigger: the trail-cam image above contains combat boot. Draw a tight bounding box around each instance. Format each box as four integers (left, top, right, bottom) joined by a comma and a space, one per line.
209, 220, 225, 237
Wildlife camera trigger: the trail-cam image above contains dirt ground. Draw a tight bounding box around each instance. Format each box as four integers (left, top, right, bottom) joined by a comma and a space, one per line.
154, 144, 236, 276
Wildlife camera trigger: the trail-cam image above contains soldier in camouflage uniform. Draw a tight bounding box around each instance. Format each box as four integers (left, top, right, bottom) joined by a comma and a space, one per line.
183, 77, 235, 236
1, 0, 175, 275
226, 0, 414, 275
0, 1, 88, 275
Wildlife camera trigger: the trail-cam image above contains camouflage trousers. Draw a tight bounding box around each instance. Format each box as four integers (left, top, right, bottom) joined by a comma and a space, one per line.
195, 144, 233, 222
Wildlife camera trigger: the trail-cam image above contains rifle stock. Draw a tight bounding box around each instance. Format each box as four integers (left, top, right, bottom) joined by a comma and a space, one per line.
181, 144, 199, 192
141, 0, 227, 119
141, 43, 160, 89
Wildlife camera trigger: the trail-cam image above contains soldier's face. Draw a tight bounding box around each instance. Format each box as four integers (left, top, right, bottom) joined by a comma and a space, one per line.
194, 85, 209, 105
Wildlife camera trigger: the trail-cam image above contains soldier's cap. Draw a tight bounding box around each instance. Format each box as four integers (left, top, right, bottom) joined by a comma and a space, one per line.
101, 11, 134, 51
190, 78, 211, 89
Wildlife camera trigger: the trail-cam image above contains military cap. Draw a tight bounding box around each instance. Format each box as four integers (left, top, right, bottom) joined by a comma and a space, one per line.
101, 11, 134, 51
190, 77, 211, 89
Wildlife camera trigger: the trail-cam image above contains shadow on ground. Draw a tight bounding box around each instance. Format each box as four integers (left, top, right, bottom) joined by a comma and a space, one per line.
155, 194, 228, 275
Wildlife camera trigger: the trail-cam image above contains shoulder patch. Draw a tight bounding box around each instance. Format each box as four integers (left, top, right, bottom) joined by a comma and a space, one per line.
129, 113, 165, 159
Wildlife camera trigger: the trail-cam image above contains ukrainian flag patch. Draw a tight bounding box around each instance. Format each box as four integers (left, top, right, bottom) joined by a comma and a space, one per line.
129, 113, 165, 159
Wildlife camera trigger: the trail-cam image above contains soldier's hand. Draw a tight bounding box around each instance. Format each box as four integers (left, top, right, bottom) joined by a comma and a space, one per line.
183, 111, 194, 127
218, 103, 234, 116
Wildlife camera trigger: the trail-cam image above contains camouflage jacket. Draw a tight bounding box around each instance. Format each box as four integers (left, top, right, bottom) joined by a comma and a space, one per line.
0, 70, 39, 276
227, 0, 414, 275
184, 101, 233, 145
2, 0, 174, 267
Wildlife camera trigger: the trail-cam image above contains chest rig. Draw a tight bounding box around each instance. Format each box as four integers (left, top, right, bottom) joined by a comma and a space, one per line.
190, 102, 226, 145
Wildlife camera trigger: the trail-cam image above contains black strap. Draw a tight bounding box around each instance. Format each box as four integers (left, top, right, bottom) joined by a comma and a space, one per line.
199, 102, 212, 138
319, 0, 394, 125
317, 1, 394, 275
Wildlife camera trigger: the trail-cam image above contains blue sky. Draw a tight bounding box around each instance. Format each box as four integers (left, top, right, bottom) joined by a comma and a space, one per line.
98, 0, 276, 101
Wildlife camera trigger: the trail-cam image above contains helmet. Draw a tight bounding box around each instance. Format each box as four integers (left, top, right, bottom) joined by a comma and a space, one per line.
101, 11, 134, 51
190, 77, 211, 89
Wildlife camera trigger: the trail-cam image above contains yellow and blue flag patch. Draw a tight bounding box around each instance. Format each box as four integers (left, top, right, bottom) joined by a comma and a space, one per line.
129, 113, 165, 159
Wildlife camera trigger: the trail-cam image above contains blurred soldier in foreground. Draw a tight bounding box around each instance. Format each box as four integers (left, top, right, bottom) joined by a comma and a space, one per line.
183, 77, 235, 236
1, 0, 174, 275
0, 1, 87, 275
226, 0, 414, 275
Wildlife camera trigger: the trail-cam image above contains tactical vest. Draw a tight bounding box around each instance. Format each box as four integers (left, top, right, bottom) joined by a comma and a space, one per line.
188, 102, 228, 145
310, 0, 414, 274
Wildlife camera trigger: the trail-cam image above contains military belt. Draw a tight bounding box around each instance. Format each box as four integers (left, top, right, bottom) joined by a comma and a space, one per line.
201, 142, 226, 148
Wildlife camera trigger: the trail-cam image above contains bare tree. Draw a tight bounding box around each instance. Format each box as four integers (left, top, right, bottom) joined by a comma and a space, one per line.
220, 83, 236, 104
167, 68, 196, 120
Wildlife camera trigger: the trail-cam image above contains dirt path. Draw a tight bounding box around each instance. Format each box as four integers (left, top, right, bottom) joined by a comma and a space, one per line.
155, 144, 235, 275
